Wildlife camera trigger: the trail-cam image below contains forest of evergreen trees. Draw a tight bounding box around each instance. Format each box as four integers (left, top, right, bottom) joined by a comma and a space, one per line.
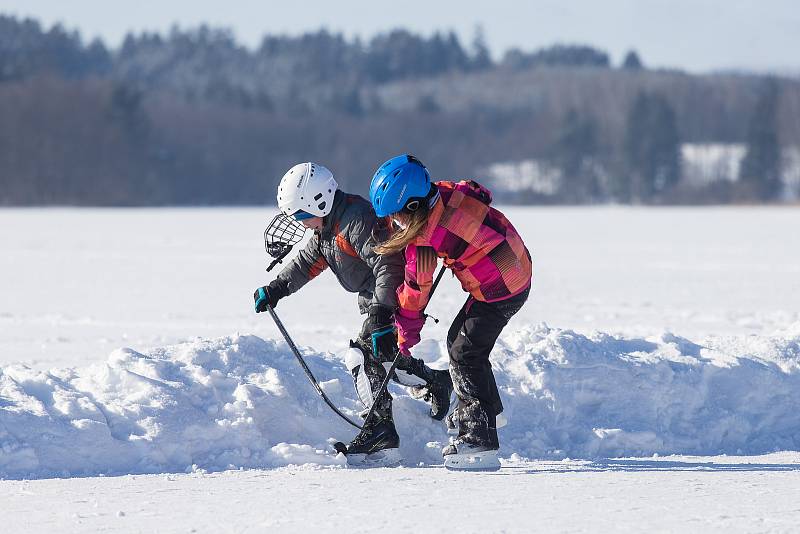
1, 14, 798, 205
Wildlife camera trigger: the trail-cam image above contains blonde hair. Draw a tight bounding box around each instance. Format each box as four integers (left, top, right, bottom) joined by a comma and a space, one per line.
374, 205, 430, 255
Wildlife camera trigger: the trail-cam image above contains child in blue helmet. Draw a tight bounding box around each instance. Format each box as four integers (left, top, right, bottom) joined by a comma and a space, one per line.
369, 155, 532, 470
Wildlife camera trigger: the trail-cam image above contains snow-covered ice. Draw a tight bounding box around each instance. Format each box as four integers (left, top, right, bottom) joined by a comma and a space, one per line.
3, 454, 800, 533
1, 207, 800, 532
2, 207, 798, 369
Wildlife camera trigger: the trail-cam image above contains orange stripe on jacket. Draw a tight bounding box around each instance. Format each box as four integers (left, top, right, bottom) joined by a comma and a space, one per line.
335, 233, 360, 258
308, 256, 328, 279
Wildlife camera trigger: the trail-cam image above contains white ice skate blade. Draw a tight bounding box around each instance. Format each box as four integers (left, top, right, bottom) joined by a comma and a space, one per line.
345, 448, 402, 467
443, 450, 501, 471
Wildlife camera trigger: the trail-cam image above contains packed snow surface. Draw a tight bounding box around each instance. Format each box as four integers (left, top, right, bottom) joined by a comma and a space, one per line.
3, 322, 799, 480
4, 454, 800, 534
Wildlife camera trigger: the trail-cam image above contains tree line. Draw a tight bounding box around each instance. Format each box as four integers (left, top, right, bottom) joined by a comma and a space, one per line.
0, 14, 797, 205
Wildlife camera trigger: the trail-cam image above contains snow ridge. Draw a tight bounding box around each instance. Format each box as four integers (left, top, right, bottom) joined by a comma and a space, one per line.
1, 324, 799, 479
496, 323, 800, 458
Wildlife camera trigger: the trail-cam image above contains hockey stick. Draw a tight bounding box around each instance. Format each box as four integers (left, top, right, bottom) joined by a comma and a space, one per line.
359, 265, 448, 430
266, 304, 363, 430
261, 216, 367, 426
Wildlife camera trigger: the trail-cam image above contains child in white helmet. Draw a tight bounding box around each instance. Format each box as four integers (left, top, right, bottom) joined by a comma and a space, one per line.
254, 162, 452, 465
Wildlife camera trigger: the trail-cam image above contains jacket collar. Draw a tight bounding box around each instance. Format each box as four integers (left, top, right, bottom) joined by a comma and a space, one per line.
416, 195, 444, 245
319, 190, 345, 237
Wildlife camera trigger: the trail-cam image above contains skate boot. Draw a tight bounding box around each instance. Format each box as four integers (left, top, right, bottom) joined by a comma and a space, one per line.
337, 417, 401, 467
442, 437, 500, 471
442, 402, 500, 471
410, 369, 453, 420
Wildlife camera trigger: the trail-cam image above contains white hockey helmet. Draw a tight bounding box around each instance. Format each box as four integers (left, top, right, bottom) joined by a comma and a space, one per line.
277, 162, 338, 219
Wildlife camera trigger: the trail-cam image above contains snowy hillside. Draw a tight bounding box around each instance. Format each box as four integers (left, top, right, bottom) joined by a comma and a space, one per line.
3, 323, 799, 480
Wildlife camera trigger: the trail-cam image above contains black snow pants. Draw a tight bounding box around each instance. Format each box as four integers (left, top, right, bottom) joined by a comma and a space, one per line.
446, 286, 529, 448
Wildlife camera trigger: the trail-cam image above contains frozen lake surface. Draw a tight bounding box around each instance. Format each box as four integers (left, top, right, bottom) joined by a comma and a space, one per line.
3, 453, 800, 534
2, 206, 798, 368
1, 207, 799, 532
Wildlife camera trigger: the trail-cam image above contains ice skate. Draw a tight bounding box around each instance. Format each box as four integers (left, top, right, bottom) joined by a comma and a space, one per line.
410, 369, 453, 420
335, 418, 402, 467
442, 439, 500, 471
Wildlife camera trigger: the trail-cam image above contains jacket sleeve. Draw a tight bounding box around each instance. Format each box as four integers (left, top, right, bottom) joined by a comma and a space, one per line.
347, 215, 403, 310
274, 232, 328, 294
395, 243, 438, 320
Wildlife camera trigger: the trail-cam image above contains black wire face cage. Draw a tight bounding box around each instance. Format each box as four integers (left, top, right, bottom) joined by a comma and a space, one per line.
264, 213, 306, 259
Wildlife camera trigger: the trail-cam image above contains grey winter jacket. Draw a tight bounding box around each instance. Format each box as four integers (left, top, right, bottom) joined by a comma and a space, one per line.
273, 190, 404, 314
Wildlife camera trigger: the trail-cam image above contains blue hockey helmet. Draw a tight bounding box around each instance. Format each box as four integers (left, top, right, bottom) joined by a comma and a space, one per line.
369, 154, 435, 217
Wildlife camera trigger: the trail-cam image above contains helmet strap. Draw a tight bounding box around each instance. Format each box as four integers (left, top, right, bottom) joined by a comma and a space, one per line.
402, 182, 438, 213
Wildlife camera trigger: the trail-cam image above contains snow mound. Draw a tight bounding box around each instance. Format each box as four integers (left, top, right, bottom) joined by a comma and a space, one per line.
2, 325, 800, 479
0, 335, 449, 480
496, 323, 800, 458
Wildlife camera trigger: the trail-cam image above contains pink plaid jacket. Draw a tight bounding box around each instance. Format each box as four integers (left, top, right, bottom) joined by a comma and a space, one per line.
395, 180, 532, 346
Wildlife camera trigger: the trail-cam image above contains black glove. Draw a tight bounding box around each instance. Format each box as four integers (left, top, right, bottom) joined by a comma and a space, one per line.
254, 281, 289, 312
360, 306, 397, 361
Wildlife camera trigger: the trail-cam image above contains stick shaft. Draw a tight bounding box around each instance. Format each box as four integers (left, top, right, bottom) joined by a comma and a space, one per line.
267, 304, 362, 430
361, 264, 448, 428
